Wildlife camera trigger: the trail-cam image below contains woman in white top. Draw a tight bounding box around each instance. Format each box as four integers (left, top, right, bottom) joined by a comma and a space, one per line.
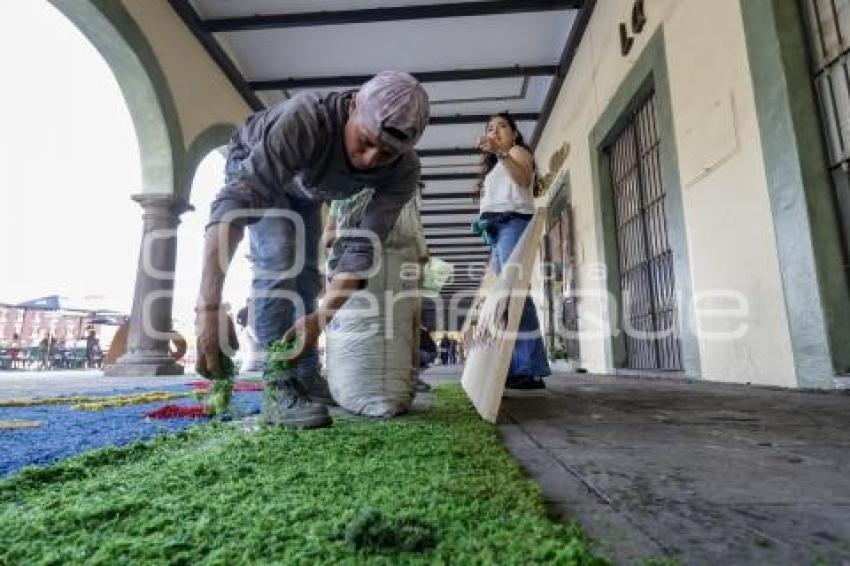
477, 113, 551, 389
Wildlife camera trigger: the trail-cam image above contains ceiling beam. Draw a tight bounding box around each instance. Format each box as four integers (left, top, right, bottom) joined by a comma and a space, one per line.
430, 112, 538, 125
251, 65, 557, 91
424, 234, 479, 239
418, 148, 479, 158
531, 0, 597, 147
428, 243, 488, 249
421, 192, 478, 200
426, 238, 479, 242
168, 0, 264, 111
420, 208, 480, 215
421, 173, 479, 181
204, 1, 585, 32
421, 221, 476, 229
434, 255, 490, 260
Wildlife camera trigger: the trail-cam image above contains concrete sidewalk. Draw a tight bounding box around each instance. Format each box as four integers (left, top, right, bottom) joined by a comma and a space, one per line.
423, 366, 850, 565
0, 369, 190, 401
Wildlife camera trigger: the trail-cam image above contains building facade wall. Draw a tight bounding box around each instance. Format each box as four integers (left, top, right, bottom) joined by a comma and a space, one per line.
535, 0, 806, 386
121, 0, 250, 152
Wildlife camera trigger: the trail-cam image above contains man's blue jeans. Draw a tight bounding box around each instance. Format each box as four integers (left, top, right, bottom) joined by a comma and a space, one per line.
248, 195, 321, 375
486, 212, 552, 378
225, 153, 321, 375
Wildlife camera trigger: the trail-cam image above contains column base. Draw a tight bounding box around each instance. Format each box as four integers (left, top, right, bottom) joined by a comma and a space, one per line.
103, 351, 184, 377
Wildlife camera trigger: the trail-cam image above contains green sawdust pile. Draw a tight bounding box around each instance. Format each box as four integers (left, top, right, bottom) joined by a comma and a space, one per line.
202, 352, 236, 417
339, 508, 436, 552
0, 386, 608, 565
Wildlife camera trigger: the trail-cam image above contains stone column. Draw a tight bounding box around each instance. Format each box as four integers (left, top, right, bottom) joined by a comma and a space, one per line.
104, 194, 191, 376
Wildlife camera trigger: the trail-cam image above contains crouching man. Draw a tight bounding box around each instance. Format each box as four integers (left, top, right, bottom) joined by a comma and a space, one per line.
195, 71, 429, 428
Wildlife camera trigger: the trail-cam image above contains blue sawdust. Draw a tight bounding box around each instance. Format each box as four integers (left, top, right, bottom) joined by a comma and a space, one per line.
0, 387, 261, 477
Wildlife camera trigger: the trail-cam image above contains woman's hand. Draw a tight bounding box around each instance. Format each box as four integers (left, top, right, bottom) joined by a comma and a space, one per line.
478, 135, 501, 155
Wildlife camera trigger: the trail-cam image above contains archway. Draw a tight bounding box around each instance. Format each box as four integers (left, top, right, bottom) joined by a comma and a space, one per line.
27, 0, 187, 376
48, 0, 183, 193
173, 144, 253, 369
0, 1, 151, 357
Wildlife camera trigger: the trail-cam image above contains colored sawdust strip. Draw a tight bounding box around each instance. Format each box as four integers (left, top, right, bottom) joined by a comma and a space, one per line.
186, 380, 265, 392
0, 386, 609, 564
0, 396, 91, 408
0, 392, 188, 411
0, 420, 44, 430
145, 404, 210, 419
72, 392, 187, 411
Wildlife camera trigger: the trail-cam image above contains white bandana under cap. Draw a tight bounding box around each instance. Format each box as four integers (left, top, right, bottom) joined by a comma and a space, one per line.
354, 71, 430, 152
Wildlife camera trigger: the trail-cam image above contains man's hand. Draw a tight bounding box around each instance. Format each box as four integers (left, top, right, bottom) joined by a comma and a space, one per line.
276, 273, 363, 364
280, 312, 323, 363
194, 222, 244, 378
195, 309, 239, 379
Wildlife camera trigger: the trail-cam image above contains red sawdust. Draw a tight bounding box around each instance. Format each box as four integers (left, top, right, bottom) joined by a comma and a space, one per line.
186, 380, 264, 392
145, 404, 210, 419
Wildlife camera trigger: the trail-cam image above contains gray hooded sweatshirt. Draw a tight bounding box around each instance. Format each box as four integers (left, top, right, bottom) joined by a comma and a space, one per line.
208, 91, 419, 275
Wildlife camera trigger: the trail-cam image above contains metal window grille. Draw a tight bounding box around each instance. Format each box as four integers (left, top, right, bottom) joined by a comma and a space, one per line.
543, 215, 562, 350
607, 92, 682, 371
801, 0, 850, 276
560, 205, 581, 361
544, 204, 581, 361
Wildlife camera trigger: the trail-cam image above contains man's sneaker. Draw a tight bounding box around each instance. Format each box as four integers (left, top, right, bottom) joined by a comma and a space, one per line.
297, 368, 338, 407
261, 378, 332, 428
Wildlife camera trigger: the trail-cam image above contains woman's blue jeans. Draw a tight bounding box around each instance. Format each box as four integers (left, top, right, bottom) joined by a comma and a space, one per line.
487, 213, 551, 378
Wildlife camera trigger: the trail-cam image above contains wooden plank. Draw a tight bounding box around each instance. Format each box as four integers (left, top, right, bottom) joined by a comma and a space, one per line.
461, 209, 545, 423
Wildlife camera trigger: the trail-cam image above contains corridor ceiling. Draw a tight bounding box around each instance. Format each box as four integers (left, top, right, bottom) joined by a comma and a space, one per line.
173, 0, 594, 299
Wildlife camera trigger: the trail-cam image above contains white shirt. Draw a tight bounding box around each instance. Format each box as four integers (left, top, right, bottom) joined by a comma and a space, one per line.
479, 159, 535, 214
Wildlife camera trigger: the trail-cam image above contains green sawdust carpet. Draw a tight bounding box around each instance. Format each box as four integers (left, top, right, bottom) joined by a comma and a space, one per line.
0, 386, 608, 565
